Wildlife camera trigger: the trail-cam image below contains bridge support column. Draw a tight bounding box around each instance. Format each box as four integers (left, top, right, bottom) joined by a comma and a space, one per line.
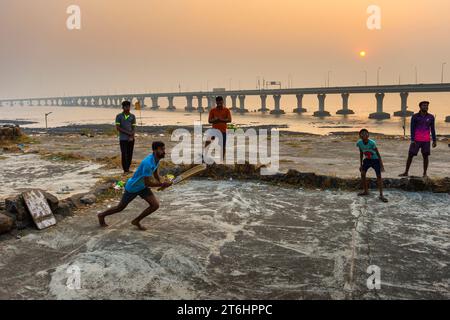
293, 94, 307, 113
237, 95, 248, 113
394, 92, 414, 117
136, 97, 146, 109
446, 116, 450, 122
207, 96, 215, 111
313, 94, 331, 117
258, 94, 268, 112
197, 95, 204, 113
369, 93, 390, 119
270, 95, 285, 114
151, 96, 160, 110
167, 96, 176, 110
230, 95, 238, 112
337, 93, 354, 115
185, 96, 195, 112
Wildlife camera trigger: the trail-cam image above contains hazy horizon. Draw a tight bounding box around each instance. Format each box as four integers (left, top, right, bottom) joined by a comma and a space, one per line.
1, 0, 450, 99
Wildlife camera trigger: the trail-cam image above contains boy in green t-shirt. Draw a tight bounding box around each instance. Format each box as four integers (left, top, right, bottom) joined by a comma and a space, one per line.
356, 129, 388, 203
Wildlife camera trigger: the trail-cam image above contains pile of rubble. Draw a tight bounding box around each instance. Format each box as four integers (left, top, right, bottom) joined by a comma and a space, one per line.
0, 125, 22, 141
0, 181, 115, 236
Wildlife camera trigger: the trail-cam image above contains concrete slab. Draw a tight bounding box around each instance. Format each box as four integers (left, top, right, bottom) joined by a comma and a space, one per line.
0, 181, 448, 299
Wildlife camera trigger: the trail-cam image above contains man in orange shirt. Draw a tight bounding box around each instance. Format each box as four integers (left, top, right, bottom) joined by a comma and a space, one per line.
207, 96, 232, 158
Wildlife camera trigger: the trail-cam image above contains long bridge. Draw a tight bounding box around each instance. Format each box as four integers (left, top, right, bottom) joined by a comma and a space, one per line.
1, 83, 450, 122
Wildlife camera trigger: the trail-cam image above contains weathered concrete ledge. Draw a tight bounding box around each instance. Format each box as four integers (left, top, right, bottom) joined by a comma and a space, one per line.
161, 163, 450, 194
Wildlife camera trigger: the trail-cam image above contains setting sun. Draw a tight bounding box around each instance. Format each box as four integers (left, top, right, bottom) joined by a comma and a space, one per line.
359, 51, 367, 57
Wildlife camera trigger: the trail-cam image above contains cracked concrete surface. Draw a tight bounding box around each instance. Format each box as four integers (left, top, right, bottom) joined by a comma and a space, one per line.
0, 181, 448, 300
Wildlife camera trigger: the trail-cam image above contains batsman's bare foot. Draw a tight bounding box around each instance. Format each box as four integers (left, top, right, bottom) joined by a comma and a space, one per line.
358, 192, 369, 196
98, 214, 108, 228
398, 173, 409, 177
131, 220, 147, 231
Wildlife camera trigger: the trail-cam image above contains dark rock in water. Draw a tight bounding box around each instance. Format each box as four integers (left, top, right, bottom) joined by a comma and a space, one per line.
54, 201, 73, 217
0, 212, 14, 234
80, 194, 97, 205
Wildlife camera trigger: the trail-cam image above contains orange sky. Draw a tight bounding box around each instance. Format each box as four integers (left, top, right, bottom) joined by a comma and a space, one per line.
1, 0, 450, 98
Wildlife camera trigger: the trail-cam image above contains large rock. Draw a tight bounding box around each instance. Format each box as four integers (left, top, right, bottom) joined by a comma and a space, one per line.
0, 213, 14, 234
80, 194, 97, 205
54, 201, 73, 217
5, 189, 59, 229
5, 195, 32, 229
431, 178, 450, 193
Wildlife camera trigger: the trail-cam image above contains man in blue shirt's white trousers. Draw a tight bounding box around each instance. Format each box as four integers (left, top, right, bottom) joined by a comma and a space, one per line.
97, 141, 172, 231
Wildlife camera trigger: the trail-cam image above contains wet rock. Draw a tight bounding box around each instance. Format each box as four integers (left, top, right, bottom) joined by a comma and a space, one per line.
93, 184, 111, 196
80, 194, 97, 205
54, 201, 73, 217
0, 213, 14, 234
404, 177, 429, 192
4, 189, 59, 229
0, 125, 22, 140
67, 193, 87, 209
5, 195, 32, 229
431, 178, 450, 193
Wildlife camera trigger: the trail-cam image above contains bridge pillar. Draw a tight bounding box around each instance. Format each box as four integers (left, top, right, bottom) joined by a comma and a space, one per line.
151, 96, 160, 110
270, 95, 285, 115
258, 94, 268, 112
185, 95, 195, 112
197, 95, 204, 113
237, 95, 248, 113
230, 95, 238, 112
167, 96, 176, 111
207, 96, 215, 111
369, 93, 390, 119
293, 94, 307, 113
313, 94, 331, 117
337, 93, 355, 115
394, 92, 414, 117
446, 115, 450, 123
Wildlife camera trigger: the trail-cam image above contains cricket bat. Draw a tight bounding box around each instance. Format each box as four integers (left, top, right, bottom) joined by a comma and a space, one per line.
158, 164, 207, 191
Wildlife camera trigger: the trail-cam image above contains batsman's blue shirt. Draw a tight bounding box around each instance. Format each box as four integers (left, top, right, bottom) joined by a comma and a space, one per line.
125, 153, 159, 193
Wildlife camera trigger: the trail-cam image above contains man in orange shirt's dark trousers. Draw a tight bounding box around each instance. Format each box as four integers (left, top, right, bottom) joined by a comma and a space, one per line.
207, 96, 232, 160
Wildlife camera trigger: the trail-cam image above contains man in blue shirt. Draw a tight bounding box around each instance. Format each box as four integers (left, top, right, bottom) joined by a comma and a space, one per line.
97, 141, 172, 231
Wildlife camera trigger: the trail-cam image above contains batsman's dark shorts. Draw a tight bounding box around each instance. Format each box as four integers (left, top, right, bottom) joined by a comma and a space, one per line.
409, 141, 431, 157
120, 188, 153, 206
